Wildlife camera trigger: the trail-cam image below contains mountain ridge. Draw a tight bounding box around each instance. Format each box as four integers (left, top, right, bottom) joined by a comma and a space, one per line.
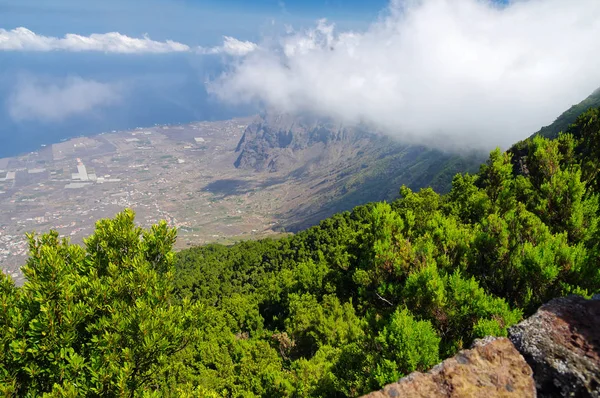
534, 87, 600, 139
233, 112, 486, 231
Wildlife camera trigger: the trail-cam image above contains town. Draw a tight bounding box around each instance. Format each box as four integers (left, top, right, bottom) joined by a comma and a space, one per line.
0, 117, 287, 284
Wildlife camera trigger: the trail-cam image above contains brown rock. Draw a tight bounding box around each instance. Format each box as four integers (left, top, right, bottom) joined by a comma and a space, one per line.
362, 337, 535, 398
509, 295, 600, 398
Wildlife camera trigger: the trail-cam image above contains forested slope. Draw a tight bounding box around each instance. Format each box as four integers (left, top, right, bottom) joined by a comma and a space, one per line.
1, 108, 599, 397
534, 88, 600, 139
170, 108, 600, 396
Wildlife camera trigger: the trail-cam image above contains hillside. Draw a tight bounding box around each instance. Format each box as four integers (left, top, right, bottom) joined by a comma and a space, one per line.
2, 106, 599, 396
235, 113, 484, 231
534, 87, 600, 139
169, 107, 600, 396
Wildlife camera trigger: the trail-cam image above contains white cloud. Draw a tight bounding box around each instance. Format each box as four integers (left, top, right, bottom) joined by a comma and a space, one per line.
0, 27, 190, 53
0, 27, 257, 57
198, 36, 258, 56
8, 76, 122, 122
209, 0, 600, 150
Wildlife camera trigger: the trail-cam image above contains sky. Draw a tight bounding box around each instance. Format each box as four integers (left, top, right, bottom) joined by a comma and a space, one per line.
1, 0, 599, 157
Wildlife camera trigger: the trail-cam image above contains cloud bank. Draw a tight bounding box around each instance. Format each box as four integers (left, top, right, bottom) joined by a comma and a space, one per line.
0, 27, 190, 53
8, 77, 122, 122
210, 0, 600, 150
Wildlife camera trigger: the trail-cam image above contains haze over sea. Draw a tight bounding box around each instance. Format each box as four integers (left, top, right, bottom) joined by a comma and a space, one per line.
0, 53, 254, 158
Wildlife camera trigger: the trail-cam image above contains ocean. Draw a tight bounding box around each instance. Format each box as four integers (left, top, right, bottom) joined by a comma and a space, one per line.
0, 52, 253, 159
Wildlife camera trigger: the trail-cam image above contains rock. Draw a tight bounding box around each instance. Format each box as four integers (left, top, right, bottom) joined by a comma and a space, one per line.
509, 295, 600, 398
362, 337, 535, 398
233, 113, 368, 172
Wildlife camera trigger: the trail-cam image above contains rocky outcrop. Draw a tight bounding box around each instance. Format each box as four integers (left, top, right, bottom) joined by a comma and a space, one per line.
364, 295, 600, 398
233, 113, 371, 172
509, 295, 600, 398
363, 337, 535, 398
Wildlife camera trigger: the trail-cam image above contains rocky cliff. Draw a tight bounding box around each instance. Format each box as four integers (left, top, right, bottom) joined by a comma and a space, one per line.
234, 113, 378, 173
363, 295, 600, 398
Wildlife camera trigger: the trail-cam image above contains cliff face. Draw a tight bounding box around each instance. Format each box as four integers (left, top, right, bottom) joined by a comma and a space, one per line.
234, 113, 374, 173
364, 295, 600, 398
